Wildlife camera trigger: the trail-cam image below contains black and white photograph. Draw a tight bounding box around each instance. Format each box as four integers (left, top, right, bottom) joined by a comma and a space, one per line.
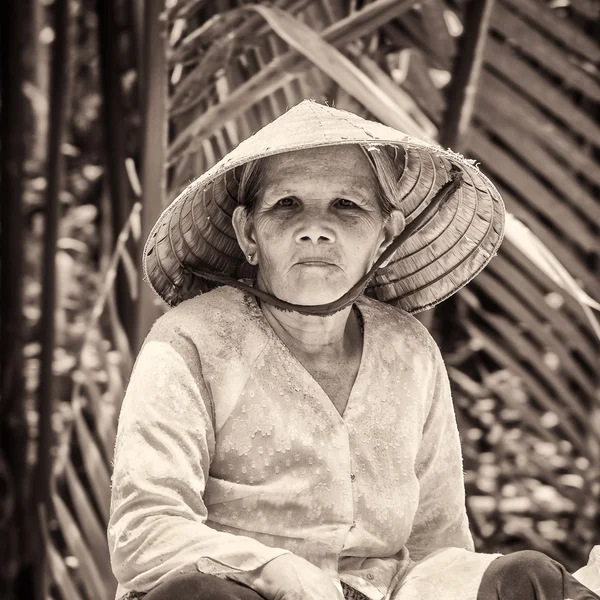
1, 1, 599, 599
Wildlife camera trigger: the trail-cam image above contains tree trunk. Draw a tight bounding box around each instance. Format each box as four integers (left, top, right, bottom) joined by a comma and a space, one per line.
0, 1, 35, 598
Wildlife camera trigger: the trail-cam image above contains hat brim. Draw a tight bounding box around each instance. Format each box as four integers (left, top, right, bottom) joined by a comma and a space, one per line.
143, 100, 505, 313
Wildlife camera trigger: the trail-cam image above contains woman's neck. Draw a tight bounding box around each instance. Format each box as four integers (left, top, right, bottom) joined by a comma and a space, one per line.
260, 300, 358, 360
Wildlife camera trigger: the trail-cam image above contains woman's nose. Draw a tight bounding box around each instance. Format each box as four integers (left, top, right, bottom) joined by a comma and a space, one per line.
294, 217, 336, 244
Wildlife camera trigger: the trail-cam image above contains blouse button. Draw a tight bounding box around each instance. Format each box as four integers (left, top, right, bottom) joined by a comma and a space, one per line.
350, 473, 356, 482
366, 573, 374, 580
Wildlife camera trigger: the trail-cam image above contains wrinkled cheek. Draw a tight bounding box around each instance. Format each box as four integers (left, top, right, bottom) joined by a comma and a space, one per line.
254, 218, 287, 246
254, 224, 292, 288
351, 231, 385, 262
255, 225, 287, 261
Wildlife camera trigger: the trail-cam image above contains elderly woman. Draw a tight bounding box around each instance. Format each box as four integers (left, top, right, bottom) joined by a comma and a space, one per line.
108, 101, 599, 600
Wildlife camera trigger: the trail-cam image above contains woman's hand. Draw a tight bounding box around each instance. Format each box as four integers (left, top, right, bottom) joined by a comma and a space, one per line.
230, 554, 344, 600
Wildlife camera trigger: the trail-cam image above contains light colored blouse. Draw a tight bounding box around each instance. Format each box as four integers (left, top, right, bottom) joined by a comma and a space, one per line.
108, 286, 475, 600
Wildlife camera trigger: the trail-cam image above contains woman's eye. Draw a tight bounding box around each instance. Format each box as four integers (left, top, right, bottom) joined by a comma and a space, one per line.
276, 197, 297, 207
336, 198, 358, 208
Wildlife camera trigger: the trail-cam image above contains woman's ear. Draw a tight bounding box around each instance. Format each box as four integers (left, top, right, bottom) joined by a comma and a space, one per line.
375, 210, 405, 268
232, 206, 258, 261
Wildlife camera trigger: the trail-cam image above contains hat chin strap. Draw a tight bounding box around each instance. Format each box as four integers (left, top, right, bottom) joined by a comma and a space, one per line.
187, 169, 463, 316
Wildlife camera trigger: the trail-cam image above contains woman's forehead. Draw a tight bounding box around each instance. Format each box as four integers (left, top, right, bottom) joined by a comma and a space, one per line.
262, 145, 376, 192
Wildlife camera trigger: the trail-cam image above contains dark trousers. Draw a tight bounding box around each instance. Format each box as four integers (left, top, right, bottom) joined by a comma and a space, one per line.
476, 550, 600, 600
143, 574, 265, 599
142, 550, 600, 599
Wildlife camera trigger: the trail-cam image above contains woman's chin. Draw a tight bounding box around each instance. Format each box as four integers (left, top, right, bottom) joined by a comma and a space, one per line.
277, 282, 350, 306
260, 271, 355, 307
288, 293, 342, 306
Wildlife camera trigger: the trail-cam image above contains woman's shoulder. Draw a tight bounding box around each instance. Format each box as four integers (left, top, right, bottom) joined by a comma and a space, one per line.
359, 295, 440, 360
148, 286, 257, 344
139, 287, 269, 399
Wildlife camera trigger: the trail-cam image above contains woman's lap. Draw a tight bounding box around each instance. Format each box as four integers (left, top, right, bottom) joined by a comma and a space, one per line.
391, 547, 600, 600
141, 573, 265, 600
123, 550, 600, 600
390, 547, 502, 600
124, 574, 370, 600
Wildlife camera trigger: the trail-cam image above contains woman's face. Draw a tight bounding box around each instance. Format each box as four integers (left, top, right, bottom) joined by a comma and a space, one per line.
233, 145, 400, 305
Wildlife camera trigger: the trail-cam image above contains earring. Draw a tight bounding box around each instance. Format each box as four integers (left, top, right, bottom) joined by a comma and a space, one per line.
247, 254, 254, 264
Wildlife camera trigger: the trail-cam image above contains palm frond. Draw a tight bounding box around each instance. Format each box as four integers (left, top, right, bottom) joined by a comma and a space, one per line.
64, 458, 114, 583
476, 71, 600, 186
500, 0, 600, 63
44, 520, 85, 600
491, 2, 600, 102
167, 0, 420, 168
71, 401, 111, 523
52, 492, 113, 600
247, 5, 427, 133
484, 37, 600, 150
468, 132, 600, 298
46, 200, 143, 598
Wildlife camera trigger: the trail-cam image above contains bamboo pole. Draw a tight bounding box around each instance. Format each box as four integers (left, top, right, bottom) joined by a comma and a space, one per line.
31, 0, 50, 166
439, 0, 496, 150
35, 0, 71, 598
0, 1, 33, 597
134, 0, 168, 354
132, 0, 146, 106
96, 0, 136, 345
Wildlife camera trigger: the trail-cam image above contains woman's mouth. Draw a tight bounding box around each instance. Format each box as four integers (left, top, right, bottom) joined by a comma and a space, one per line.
298, 260, 335, 267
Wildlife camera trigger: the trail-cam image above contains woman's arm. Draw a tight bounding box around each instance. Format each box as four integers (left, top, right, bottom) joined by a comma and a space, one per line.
108, 317, 291, 593
405, 344, 475, 562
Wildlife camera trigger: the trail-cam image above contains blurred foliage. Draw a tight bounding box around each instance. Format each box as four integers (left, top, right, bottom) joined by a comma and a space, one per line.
2, 0, 599, 599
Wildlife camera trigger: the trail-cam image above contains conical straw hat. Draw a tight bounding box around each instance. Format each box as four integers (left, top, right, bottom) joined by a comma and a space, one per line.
143, 100, 505, 313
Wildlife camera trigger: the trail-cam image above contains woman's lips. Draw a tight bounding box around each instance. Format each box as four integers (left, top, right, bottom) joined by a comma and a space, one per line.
296, 256, 337, 264
297, 260, 335, 266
